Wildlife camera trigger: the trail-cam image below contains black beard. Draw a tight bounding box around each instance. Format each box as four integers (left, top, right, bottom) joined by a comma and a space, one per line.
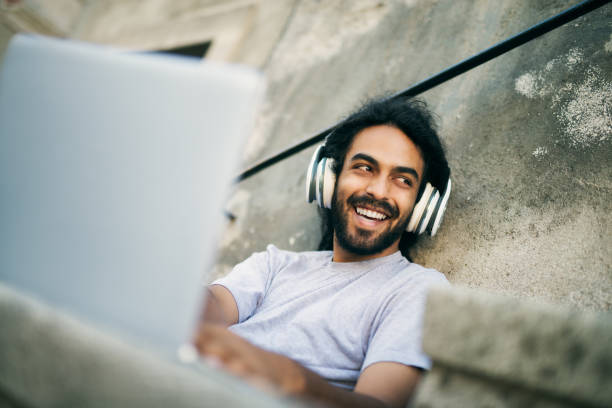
331, 190, 408, 256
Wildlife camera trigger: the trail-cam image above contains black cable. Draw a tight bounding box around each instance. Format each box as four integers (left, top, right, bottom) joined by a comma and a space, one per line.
234, 0, 610, 183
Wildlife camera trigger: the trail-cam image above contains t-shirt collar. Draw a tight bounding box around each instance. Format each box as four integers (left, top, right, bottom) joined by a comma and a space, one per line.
328, 250, 405, 271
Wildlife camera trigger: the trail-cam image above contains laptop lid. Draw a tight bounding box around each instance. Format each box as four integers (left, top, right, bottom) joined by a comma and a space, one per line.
0, 34, 263, 352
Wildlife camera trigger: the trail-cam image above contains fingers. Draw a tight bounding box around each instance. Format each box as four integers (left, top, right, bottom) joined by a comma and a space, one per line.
191, 325, 289, 394
193, 325, 256, 371
192, 324, 228, 354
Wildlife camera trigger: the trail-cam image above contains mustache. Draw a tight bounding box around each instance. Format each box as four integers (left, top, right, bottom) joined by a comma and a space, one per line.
347, 194, 398, 218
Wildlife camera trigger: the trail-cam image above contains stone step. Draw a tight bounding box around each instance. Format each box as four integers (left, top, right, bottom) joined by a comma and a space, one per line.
0, 283, 300, 408
413, 286, 612, 408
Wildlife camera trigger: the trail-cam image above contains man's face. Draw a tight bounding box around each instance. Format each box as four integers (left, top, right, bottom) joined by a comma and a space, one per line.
331, 125, 424, 259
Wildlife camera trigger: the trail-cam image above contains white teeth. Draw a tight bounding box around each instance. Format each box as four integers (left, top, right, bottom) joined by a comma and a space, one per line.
356, 207, 387, 220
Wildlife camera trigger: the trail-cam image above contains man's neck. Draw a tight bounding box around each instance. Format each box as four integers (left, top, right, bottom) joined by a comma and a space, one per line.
331, 236, 400, 263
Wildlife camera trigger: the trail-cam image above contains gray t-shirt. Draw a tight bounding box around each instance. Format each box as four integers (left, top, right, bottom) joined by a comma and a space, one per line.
213, 244, 448, 389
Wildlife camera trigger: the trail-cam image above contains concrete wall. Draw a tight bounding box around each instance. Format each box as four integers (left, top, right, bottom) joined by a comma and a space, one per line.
0, 0, 295, 68
214, 0, 612, 313
70, 0, 296, 67
5, 1, 608, 312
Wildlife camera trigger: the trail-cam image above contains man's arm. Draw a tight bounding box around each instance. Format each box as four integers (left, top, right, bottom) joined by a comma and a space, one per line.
198, 285, 238, 327
193, 324, 421, 408
288, 358, 421, 408
355, 362, 421, 408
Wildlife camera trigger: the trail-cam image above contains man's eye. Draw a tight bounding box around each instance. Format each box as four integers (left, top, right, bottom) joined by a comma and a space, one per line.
356, 165, 371, 172
398, 177, 413, 187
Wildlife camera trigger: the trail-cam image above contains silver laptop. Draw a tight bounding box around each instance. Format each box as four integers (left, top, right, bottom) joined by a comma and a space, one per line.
0, 34, 263, 353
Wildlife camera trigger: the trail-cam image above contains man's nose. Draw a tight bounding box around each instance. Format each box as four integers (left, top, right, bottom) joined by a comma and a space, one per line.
365, 175, 389, 199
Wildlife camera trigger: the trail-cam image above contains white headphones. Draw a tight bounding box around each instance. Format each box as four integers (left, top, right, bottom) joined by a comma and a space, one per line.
305, 144, 451, 236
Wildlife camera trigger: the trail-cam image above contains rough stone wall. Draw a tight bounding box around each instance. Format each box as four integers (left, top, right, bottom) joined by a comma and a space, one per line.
1, 1, 610, 306
0, 0, 296, 68
412, 286, 612, 407
216, 0, 612, 312
0, 284, 301, 408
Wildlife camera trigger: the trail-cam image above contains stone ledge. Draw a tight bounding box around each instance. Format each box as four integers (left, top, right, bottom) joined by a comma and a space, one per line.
413, 365, 577, 408
418, 286, 612, 407
0, 283, 299, 408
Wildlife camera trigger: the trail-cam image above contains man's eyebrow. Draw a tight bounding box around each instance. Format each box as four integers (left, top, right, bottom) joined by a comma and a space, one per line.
393, 165, 420, 181
349, 153, 379, 166
349, 153, 420, 181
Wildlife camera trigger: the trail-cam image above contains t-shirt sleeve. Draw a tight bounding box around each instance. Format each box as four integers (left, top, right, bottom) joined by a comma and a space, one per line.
211, 245, 277, 323
361, 272, 449, 372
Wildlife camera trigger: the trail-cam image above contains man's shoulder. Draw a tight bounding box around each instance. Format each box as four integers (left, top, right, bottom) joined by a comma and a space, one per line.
371, 261, 449, 311
390, 260, 450, 289
406, 261, 448, 279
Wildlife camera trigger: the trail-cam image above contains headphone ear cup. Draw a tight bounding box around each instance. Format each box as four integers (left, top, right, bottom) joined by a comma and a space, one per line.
321, 158, 336, 209
315, 158, 326, 208
306, 145, 325, 204
406, 183, 434, 233
417, 190, 440, 235
315, 157, 336, 209
428, 178, 452, 236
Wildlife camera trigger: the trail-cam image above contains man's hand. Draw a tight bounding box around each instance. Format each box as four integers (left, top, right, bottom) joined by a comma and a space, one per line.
193, 324, 305, 395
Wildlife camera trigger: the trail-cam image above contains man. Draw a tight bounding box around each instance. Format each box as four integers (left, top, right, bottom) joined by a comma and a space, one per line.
193, 96, 451, 408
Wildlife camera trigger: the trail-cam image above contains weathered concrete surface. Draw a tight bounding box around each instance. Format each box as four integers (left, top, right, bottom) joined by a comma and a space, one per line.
0, 0, 296, 68
0, 0, 83, 36
413, 367, 576, 408
71, 0, 297, 68
0, 283, 303, 408
413, 286, 612, 407
0, 0, 83, 65
5, 1, 608, 311
214, 0, 612, 312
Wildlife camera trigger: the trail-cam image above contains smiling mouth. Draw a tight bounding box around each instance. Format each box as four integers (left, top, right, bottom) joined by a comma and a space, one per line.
354, 206, 389, 221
